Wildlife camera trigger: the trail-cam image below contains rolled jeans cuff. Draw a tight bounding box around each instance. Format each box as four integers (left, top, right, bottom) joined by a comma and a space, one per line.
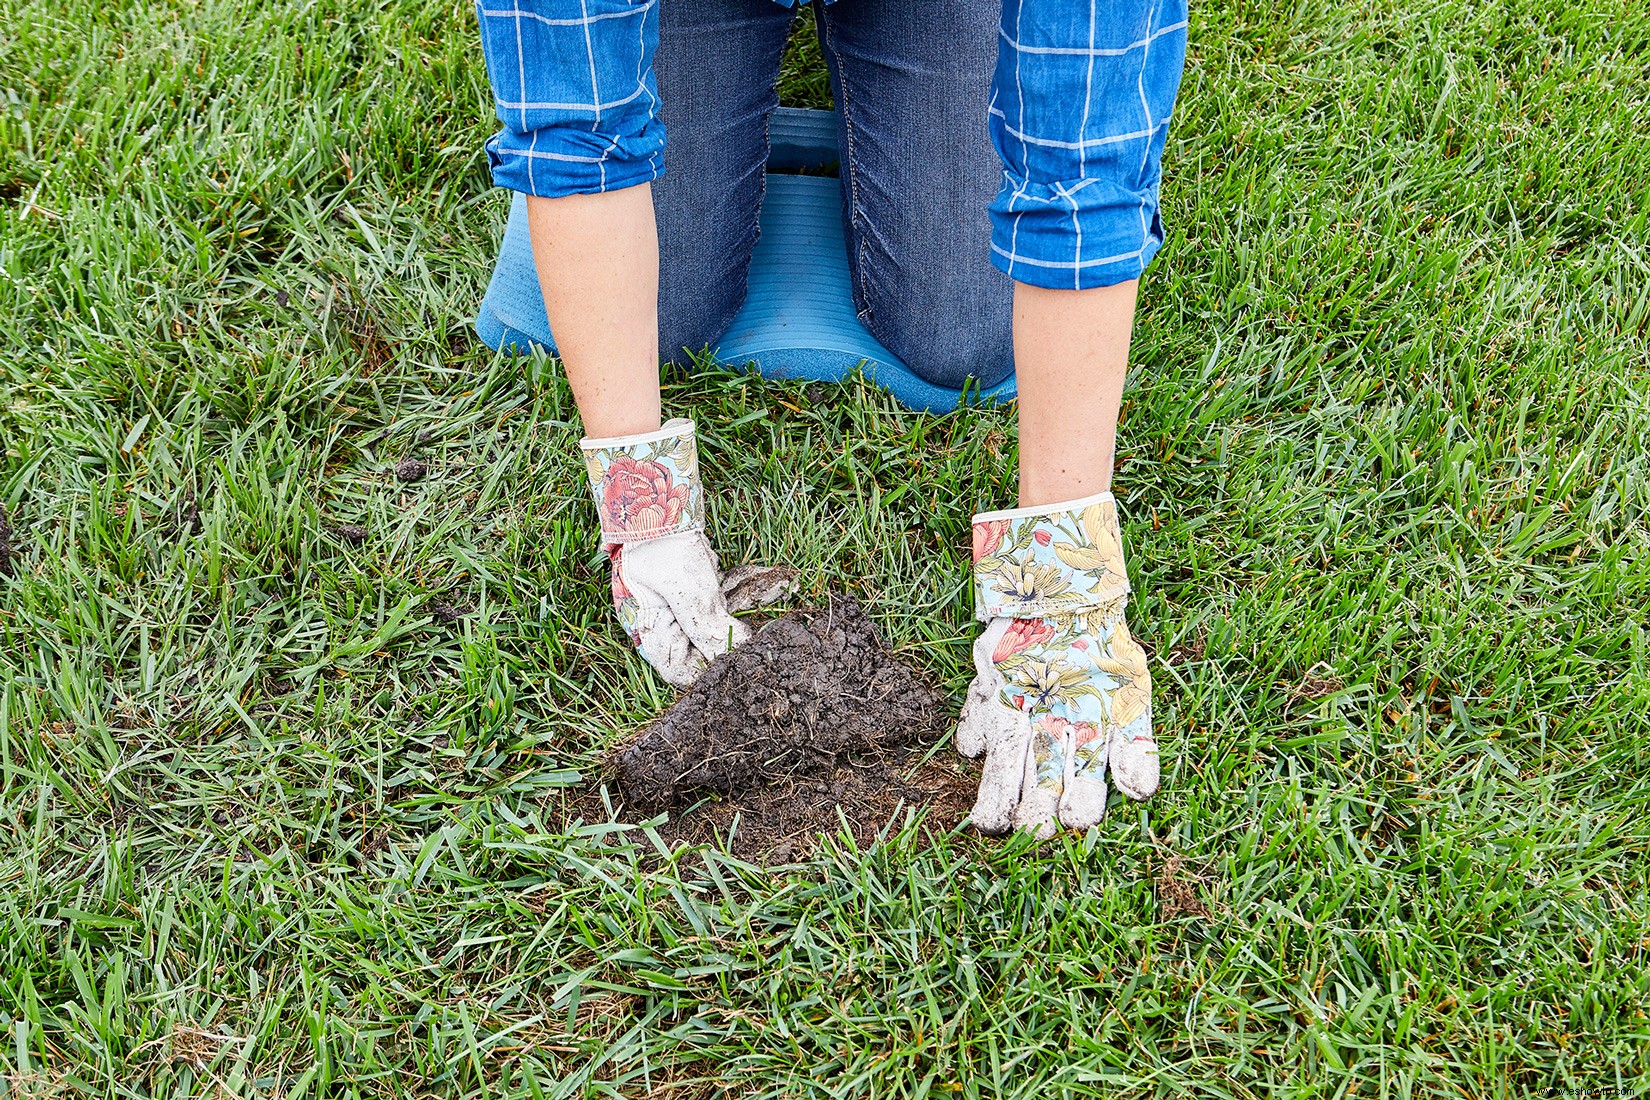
988, 177, 1164, 291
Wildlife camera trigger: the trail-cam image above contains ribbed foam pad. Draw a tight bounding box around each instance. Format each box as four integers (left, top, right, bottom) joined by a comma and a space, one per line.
474, 108, 1018, 412
766, 106, 839, 173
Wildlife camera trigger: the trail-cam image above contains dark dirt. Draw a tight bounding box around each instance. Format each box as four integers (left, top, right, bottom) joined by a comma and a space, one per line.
605, 751, 978, 862
429, 601, 471, 624
617, 597, 945, 807
395, 458, 428, 482
575, 596, 978, 861
333, 524, 368, 544
0, 504, 11, 577
175, 491, 201, 537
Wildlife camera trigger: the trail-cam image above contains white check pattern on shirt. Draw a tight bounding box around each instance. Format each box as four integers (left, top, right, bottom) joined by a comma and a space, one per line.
987, 0, 1188, 289
474, 0, 1187, 287
475, 0, 665, 196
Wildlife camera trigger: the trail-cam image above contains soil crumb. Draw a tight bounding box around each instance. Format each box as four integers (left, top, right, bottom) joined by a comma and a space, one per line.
576, 596, 978, 861
395, 458, 428, 482
429, 600, 471, 624
175, 492, 201, 537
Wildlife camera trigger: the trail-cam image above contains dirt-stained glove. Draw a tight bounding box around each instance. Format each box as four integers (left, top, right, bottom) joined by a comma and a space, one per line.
955, 492, 1158, 837
582, 418, 783, 687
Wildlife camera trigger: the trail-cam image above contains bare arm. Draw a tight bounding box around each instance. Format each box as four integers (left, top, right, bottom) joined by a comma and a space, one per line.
526, 185, 662, 438
1011, 278, 1137, 507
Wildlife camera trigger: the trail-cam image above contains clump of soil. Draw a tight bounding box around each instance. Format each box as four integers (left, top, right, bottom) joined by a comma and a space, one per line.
395, 458, 428, 482
174, 492, 201, 537
579, 596, 978, 861
429, 600, 471, 624
0, 504, 11, 577
617, 597, 944, 807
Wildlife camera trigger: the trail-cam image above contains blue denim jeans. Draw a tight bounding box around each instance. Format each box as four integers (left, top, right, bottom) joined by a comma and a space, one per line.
646, 0, 1012, 388
476, 0, 1187, 385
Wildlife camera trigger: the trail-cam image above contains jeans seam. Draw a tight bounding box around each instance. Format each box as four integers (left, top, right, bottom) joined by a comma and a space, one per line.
738, 12, 781, 337
818, 6, 872, 323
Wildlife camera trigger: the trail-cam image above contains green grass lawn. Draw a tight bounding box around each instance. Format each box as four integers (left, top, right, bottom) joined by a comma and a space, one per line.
3, 0, 1650, 1094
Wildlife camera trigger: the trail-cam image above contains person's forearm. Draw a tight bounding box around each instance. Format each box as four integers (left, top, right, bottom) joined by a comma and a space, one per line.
1011, 278, 1137, 507
526, 185, 661, 438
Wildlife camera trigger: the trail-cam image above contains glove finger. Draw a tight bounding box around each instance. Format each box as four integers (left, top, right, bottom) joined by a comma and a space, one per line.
625, 536, 752, 663
720, 564, 799, 613
632, 607, 705, 688
1012, 714, 1066, 839
1058, 721, 1109, 830
954, 697, 989, 760
957, 621, 1011, 759
1108, 712, 1159, 801
682, 607, 751, 664
611, 543, 706, 686
646, 537, 752, 660
965, 701, 1032, 835
1102, 622, 1157, 801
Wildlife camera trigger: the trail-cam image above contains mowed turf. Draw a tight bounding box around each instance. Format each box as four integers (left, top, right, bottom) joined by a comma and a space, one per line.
3, 0, 1649, 1095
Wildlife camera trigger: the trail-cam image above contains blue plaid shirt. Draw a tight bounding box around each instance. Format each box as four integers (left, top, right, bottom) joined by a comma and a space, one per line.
476, 0, 1186, 290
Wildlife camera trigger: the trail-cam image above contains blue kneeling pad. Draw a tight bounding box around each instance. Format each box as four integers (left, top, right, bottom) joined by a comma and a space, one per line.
474, 107, 1017, 413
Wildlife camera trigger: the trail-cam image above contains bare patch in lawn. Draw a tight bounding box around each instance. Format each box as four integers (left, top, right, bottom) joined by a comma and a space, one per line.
1286, 661, 1345, 704
635, 750, 977, 863
1155, 854, 1212, 921
573, 597, 977, 862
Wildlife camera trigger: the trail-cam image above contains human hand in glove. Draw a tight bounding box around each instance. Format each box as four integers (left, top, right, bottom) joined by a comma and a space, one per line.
582, 418, 789, 687
954, 492, 1158, 837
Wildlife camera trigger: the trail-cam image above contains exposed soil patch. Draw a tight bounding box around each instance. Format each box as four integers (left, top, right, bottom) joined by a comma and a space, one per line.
1166, 626, 1207, 667
429, 600, 471, 624
173, 491, 201, 538
639, 751, 976, 862
1286, 661, 1345, 705
1155, 854, 1212, 920
573, 597, 978, 861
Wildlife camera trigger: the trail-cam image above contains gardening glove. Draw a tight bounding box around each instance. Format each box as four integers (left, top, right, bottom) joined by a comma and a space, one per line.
583, 418, 786, 687
955, 492, 1158, 837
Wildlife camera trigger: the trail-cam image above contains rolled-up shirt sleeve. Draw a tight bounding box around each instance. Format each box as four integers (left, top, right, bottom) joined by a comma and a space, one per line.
475, 0, 664, 197
988, 0, 1189, 290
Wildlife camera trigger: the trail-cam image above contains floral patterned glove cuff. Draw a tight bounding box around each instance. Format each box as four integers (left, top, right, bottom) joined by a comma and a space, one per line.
581, 418, 706, 544
971, 491, 1132, 623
